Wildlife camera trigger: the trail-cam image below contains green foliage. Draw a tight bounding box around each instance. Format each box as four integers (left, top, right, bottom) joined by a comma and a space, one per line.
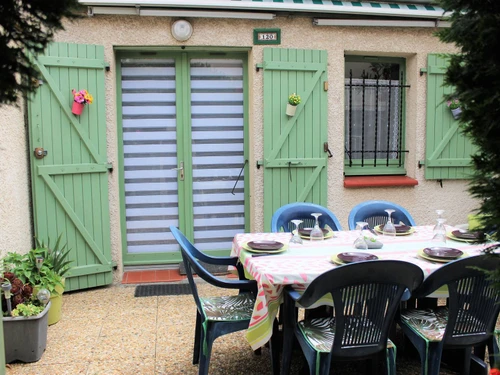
11, 303, 44, 317
436, 0, 500, 282
436, 1, 500, 236
2, 235, 72, 296
288, 93, 301, 106
0, 0, 80, 105
35, 235, 73, 277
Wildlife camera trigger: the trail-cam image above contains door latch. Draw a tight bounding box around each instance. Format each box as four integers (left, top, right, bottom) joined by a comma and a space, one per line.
34, 147, 48, 159
172, 161, 184, 181
323, 142, 333, 158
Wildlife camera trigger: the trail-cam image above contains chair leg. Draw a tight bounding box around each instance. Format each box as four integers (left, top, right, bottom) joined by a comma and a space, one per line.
193, 312, 202, 365
460, 348, 472, 375
387, 346, 396, 375
199, 328, 214, 375
470, 353, 489, 375
423, 341, 444, 375
281, 297, 296, 375
269, 319, 281, 375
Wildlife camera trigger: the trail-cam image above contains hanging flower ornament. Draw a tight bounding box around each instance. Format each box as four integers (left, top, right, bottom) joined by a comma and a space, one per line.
446, 98, 460, 110
72, 89, 93, 105
286, 93, 301, 116
288, 93, 301, 106
446, 98, 462, 120
71, 89, 93, 115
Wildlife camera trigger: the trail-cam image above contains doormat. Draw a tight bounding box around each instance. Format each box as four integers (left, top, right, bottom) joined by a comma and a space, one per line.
134, 283, 192, 297
178, 262, 229, 276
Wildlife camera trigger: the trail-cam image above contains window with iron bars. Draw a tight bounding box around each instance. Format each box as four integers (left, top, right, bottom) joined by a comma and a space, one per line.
344, 57, 409, 175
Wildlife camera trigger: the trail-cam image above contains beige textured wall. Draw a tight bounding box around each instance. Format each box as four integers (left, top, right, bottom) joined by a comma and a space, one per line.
0, 13, 479, 274
0, 102, 32, 258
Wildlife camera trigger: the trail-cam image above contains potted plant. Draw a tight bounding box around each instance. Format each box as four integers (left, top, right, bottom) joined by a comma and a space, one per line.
71, 88, 93, 115
447, 98, 462, 120
2, 235, 72, 325
1, 271, 51, 363
286, 93, 301, 116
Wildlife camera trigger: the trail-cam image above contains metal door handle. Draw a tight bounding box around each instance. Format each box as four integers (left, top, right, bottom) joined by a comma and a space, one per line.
34, 147, 48, 159
172, 162, 184, 181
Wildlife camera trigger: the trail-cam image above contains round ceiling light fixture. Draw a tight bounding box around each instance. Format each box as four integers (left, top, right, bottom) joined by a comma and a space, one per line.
171, 19, 193, 42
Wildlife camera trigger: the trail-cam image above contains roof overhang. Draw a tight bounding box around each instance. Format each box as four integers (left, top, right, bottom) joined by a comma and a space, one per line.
79, 0, 450, 20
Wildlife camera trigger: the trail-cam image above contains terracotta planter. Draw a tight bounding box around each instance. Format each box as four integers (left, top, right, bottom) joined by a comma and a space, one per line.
3, 301, 51, 363
286, 103, 297, 116
71, 101, 84, 115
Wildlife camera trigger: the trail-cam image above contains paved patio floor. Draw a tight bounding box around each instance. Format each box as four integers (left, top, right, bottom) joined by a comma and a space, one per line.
4, 280, 470, 375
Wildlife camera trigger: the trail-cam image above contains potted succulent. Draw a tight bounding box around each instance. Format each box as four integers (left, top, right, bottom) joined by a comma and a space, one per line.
286, 93, 301, 116
1, 271, 51, 363
447, 98, 462, 120
2, 235, 72, 325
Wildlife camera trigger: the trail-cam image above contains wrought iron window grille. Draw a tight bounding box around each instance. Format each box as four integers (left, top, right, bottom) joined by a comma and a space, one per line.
345, 70, 410, 168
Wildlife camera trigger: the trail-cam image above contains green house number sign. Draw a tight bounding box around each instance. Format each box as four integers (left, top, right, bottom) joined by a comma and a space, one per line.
253, 28, 281, 45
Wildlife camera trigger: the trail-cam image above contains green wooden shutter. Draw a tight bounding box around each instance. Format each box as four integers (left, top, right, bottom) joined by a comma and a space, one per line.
28, 43, 113, 292
262, 48, 328, 230
424, 54, 476, 179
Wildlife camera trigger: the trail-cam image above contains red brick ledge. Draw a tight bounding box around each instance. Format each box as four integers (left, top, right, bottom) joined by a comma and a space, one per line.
344, 176, 418, 188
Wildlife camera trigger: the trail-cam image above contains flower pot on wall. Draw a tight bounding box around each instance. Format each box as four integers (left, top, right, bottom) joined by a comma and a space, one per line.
3, 301, 51, 363
286, 103, 297, 116
451, 107, 462, 120
71, 101, 84, 115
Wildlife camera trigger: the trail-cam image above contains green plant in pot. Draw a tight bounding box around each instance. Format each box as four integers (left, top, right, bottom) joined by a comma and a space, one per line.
2, 235, 72, 325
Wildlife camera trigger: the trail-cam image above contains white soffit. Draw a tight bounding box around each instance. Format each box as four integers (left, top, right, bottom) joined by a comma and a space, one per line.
79, 0, 449, 19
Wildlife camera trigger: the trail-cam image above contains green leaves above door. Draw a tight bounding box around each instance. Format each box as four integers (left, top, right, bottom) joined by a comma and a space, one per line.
262, 48, 329, 230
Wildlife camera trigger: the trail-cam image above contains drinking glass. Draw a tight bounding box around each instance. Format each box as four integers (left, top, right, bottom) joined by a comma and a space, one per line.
290, 219, 303, 244
309, 213, 324, 241
383, 209, 396, 237
433, 210, 445, 232
432, 218, 447, 244
353, 221, 369, 250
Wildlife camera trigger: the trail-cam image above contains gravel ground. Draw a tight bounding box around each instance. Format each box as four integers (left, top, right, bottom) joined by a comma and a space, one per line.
4, 281, 493, 375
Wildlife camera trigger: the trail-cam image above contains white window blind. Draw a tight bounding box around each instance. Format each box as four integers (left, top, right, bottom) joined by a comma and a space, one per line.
190, 59, 245, 251
121, 58, 179, 253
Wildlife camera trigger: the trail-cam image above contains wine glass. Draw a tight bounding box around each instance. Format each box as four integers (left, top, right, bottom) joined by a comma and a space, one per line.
290, 219, 303, 244
433, 210, 445, 232
432, 218, 447, 244
383, 209, 396, 237
309, 213, 324, 241
353, 221, 369, 250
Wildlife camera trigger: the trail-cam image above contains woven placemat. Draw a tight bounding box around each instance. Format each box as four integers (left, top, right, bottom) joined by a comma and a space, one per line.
134, 283, 191, 297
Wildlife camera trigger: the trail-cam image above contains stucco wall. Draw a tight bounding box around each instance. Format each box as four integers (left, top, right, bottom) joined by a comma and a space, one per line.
0, 12, 479, 275
0, 102, 32, 258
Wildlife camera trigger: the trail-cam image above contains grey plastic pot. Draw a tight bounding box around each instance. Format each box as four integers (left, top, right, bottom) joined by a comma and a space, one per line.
3, 301, 51, 363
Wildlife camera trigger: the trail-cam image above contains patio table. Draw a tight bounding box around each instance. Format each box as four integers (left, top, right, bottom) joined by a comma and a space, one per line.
229, 225, 493, 350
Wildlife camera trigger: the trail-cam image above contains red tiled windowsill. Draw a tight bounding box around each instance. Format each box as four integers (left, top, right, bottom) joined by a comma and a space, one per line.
344, 175, 418, 188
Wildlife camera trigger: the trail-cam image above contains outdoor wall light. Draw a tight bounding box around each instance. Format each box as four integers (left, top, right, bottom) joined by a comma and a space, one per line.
171, 19, 193, 42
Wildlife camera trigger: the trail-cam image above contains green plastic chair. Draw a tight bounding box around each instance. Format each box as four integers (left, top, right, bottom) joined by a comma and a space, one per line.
170, 226, 280, 375
398, 255, 500, 375
281, 260, 423, 375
